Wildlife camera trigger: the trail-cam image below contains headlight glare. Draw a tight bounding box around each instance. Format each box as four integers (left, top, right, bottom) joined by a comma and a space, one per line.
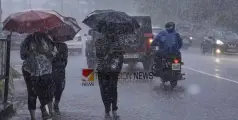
216, 40, 224, 45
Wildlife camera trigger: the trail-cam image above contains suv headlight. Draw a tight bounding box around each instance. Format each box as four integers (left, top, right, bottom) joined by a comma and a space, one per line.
216, 40, 224, 45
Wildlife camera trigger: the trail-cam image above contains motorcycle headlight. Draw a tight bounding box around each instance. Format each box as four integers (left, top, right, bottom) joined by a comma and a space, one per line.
189, 37, 193, 40
216, 40, 224, 45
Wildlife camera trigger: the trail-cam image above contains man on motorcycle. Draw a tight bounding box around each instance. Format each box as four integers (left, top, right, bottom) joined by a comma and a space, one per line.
151, 22, 183, 76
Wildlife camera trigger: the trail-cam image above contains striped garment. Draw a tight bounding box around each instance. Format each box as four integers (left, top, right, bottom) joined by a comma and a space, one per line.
95, 34, 124, 73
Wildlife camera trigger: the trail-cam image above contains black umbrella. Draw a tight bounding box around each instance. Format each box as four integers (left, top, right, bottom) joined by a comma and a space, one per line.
49, 17, 81, 42
82, 9, 140, 34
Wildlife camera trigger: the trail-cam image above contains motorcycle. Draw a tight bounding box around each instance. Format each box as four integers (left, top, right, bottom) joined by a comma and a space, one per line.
151, 46, 185, 88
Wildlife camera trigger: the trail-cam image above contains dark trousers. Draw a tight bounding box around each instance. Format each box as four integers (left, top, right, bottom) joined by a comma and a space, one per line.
52, 69, 66, 102
22, 68, 37, 110
98, 71, 119, 112
31, 74, 54, 108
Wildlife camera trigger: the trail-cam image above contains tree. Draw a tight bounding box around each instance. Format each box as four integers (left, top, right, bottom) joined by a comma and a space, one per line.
136, 0, 238, 31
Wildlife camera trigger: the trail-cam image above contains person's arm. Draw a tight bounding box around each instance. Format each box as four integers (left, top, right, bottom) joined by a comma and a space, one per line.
151, 33, 160, 46
61, 43, 68, 67
176, 33, 183, 49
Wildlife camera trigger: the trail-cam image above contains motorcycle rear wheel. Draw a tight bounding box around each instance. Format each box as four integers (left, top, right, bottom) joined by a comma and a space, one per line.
170, 80, 177, 88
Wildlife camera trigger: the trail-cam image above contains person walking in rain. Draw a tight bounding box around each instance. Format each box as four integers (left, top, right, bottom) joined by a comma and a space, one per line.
95, 23, 124, 119
52, 39, 68, 115
21, 34, 38, 120
20, 32, 57, 120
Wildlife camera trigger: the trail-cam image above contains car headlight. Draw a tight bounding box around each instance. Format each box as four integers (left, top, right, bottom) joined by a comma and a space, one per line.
216, 40, 224, 45
189, 37, 193, 40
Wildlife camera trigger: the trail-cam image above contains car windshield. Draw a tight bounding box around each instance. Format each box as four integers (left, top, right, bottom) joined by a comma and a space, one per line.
223, 32, 238, 39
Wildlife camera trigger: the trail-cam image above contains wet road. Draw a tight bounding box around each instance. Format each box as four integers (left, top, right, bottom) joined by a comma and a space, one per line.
8, 49, 238, 120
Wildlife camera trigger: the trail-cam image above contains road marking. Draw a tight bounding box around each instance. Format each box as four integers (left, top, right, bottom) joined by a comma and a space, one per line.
183, 66, 238, 84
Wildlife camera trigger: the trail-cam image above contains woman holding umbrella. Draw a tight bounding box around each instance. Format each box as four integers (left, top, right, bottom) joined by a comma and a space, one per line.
51, 36, 68, 115
48, 17, 80, 115
83, 9, 140, 119
3, 9, 81, 120
20, 32, 57, 120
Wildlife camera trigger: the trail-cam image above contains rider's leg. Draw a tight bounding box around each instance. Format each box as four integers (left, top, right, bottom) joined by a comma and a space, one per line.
155, 50, 163, 76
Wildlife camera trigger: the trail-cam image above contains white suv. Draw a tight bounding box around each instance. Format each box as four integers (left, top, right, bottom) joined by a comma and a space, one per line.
65, 33, 83, 54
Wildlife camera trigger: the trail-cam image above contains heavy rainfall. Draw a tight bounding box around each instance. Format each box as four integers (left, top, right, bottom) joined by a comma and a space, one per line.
0, 0, 237, 120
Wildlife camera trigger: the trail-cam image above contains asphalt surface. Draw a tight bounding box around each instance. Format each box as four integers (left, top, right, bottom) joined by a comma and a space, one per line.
7, 48, 238, 120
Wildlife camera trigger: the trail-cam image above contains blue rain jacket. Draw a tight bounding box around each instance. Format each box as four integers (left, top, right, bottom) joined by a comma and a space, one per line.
151, 29, 183, 56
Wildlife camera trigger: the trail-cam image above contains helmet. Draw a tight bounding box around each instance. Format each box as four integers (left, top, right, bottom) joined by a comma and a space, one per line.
165, 22, 175, 32
165, 22, 175, 29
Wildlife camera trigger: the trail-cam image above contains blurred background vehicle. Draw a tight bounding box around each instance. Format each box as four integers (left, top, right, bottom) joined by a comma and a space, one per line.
10, 33, 26, 50
122, 16, 153, 70
85, 29, 97, 68
65, 33, 83, 55
201, 29, 238, 55
152, 26, 163, 37
176, 23, 193, 50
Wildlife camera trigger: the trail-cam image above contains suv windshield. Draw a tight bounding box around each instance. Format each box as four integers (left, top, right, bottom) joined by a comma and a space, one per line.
223, 31, 238, 40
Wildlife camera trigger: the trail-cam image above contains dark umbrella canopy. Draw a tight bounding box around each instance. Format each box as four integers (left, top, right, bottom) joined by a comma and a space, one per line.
48, 17, 81, 42
82, 9, 140, 34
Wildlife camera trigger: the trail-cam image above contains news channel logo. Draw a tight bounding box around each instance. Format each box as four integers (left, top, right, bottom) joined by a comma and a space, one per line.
81, 68, 154, 86
82, 68, 95, 86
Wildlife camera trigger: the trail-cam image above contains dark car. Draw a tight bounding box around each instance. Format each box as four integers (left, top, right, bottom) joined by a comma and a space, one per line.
122, 16, 153, 70
176, 23, 193, 49
201, 29, 238, 55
